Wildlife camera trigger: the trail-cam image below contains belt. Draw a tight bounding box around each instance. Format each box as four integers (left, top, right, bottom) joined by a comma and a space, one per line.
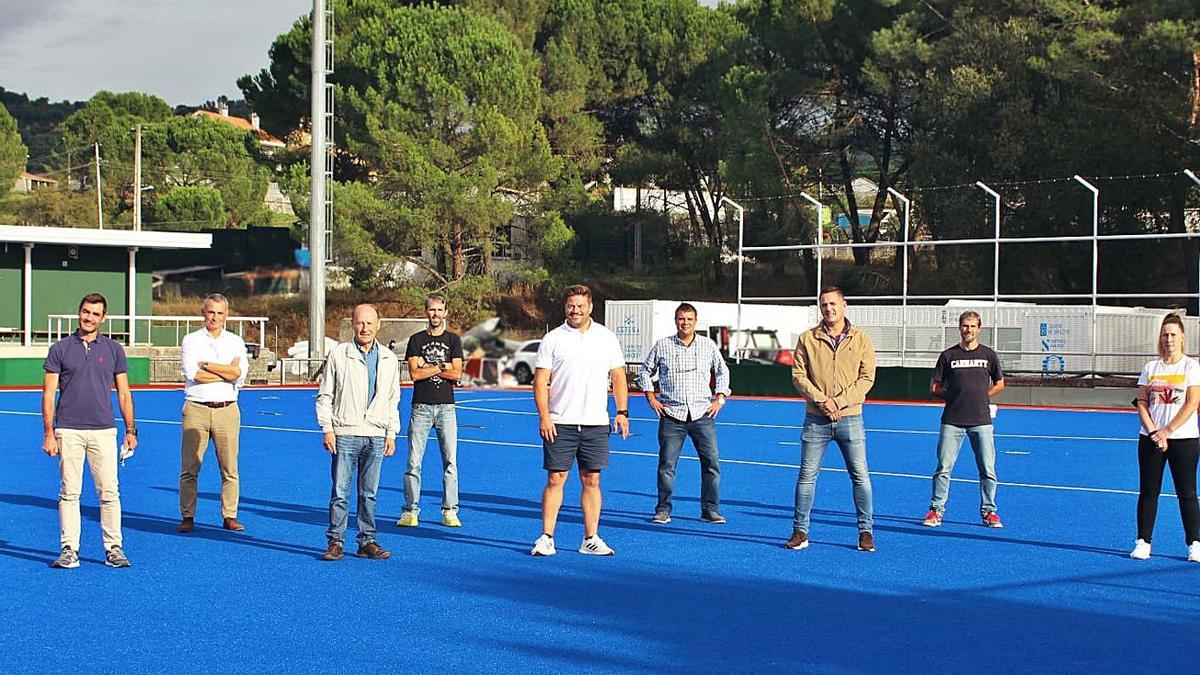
189, 400, 237, 409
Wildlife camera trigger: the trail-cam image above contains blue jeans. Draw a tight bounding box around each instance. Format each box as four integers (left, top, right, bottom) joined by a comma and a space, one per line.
656, 415, 721, 516
405, 404, 459, 515
327, 435, 386, 546
793, 414, 873, 534
929, 424, 997, 516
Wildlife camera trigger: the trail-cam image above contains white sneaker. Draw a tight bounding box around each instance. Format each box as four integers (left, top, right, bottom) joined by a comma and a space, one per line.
530, 534, 556, 557
1130, 539, 1151, 560
579, 535, 614, 556
1188, 541, 1200, 563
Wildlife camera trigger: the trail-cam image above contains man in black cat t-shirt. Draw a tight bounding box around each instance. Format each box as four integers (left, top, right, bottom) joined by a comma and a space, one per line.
398, 293, 465, 528
921, 310, 1006, 529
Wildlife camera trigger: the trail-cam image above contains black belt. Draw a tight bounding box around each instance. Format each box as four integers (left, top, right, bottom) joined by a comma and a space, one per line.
190, 400, 236, 409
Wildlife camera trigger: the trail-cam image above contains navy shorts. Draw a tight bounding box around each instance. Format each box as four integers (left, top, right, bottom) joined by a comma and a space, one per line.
543, 424, 610, 472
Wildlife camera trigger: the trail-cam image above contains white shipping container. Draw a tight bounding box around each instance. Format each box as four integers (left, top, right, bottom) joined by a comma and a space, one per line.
607, 299, 1196, 375
850, 301, 1197, 374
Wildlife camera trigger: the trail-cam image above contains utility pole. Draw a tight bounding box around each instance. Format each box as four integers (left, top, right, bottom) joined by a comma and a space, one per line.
133, 125, 142, 231
94, 142, 104, 230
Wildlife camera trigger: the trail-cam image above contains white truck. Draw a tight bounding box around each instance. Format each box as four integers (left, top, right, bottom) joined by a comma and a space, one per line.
604, 299, 816, 366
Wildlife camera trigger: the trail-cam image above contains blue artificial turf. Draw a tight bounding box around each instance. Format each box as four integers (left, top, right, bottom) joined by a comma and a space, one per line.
0, 388, 1196, 673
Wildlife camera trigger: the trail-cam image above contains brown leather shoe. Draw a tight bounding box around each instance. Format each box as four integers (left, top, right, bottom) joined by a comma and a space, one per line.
322, 541, 344, 561
177, 517, 195, 533
857, 531, 876, 552
784, 529, 809, 550
355, 541, 391, 560
222, 517, 246, 532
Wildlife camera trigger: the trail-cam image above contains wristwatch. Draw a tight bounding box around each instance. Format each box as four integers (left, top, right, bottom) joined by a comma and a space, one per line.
126, 428, 138, 437
615, 410, 629, 417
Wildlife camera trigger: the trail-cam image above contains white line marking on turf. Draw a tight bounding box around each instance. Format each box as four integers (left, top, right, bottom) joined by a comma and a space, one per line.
0, 409, 1153, 497
455, 439, 1148, 496
458, 405, 1131, 442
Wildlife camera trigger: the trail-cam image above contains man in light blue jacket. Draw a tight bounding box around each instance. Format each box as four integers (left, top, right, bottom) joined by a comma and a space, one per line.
315, 304, 402, 561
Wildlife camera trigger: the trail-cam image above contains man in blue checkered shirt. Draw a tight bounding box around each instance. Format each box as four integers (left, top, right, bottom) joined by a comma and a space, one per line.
638, 303, 732, 524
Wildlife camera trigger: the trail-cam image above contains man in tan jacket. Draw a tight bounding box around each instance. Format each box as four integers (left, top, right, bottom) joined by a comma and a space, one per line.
786, 287, 877, 552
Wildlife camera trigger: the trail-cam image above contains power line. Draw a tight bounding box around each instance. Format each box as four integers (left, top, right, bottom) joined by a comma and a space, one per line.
727, 170, 1191, 202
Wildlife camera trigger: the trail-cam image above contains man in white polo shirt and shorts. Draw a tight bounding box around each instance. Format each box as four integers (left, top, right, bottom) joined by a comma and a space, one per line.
530, 284, 630, 557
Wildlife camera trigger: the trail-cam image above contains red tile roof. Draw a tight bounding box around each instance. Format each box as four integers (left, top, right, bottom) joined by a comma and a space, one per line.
191, 110, 285, 147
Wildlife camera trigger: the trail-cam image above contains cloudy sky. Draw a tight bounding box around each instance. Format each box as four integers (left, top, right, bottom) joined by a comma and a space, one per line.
0, 0, 725, 106
0, 0, 313, 105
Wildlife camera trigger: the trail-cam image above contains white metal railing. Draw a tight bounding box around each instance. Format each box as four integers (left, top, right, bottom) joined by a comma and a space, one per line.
46, 314, 270, 349
732, 170, 1200, 376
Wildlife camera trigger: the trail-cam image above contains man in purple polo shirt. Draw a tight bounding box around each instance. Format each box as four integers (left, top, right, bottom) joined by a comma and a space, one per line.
42, 292, 138, 569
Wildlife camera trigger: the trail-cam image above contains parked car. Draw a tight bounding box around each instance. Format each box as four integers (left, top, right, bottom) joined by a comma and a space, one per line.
503, 339, 541, 384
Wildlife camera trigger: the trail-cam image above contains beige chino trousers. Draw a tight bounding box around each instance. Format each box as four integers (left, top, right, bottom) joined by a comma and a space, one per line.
56, 428, 122, 552
179, 401, 241, 519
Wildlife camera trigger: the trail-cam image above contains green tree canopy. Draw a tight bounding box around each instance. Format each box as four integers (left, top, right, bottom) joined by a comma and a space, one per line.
340, 3, 561, 279
0, 102, 27, 193
152, 185, 225, 231
58, 92, 269, 228
141, 116, 271, 227
244, 2, 570, 281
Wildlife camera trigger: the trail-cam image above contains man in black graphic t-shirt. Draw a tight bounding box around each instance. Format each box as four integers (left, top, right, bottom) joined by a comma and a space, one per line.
399, 293, 465, 528
921, 310, 1006, 529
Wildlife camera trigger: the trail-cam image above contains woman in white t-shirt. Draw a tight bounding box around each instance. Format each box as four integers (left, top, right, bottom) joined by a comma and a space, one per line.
1132, 313, 1200, 562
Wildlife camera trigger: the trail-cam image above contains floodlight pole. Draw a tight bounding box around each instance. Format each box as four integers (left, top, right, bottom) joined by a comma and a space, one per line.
976, 182, 1002, 318
1185, 169, 1200, 317
1074, 175, 1099, 377
133, 125, 142, 231
798, 191, 825, 299
308, 0, 328, 363
886, 187, 911, 366
724, 196, 745, 363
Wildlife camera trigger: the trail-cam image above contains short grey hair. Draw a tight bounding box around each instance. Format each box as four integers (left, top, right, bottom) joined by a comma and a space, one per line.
202, 293, 230, 310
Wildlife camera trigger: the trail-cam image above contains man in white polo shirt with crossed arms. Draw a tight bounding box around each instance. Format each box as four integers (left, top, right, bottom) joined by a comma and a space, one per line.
531, 284, 630, 557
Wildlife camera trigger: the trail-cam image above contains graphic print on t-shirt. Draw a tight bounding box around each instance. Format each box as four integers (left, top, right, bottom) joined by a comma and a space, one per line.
1147, 375, 1184, 405
406, 330, 464, 406
933, 344, 1003, 428
420, 340, 451, 388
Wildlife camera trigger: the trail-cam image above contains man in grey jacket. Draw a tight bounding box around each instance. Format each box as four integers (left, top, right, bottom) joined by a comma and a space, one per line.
315, 304, 402, 561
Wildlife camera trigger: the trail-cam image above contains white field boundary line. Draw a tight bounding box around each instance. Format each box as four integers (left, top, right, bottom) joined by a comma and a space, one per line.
458, 405, 1131, 443
0, 393, 1129, 442
0, 409, 1154, 498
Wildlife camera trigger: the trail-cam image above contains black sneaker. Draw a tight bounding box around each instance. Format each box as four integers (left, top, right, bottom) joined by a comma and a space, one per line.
700, 512, 727, 524
105, 546, 132, 568
651, 512, 671, 524
51, 546, 79, 569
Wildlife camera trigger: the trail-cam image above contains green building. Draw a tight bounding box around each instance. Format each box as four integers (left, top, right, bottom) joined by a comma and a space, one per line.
0, 225, 211, 385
